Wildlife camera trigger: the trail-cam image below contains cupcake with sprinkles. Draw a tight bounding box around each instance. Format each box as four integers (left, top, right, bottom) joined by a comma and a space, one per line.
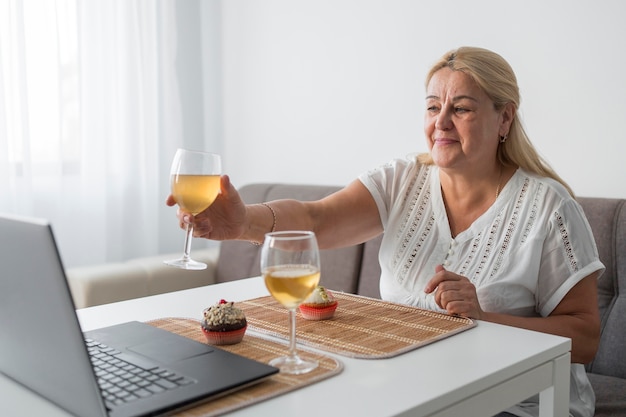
201, 299, 247, 345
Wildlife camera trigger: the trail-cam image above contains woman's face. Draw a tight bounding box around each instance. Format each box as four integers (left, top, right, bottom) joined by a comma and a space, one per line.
424, 67, 510, 171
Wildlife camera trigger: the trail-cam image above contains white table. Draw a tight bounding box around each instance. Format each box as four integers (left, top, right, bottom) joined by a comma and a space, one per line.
0, 276, 571, 417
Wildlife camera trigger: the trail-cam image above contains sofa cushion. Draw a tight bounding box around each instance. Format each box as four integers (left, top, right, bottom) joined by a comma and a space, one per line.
215, 183, 367, 294
357, 234, 382, 298
66, 248, 219, 308
587, 372, 626, 417
577, 198, 626, 380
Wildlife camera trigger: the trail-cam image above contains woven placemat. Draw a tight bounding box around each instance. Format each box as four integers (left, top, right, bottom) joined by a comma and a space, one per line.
239, 292, 476, 359
146, 317, 343, 417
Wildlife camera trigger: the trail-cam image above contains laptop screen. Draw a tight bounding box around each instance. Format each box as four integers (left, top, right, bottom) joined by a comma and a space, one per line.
0, 214, 108, 417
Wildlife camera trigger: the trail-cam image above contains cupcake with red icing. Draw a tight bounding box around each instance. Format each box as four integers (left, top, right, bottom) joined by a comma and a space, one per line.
299, 286, 338, 320
201, 299, 247, 345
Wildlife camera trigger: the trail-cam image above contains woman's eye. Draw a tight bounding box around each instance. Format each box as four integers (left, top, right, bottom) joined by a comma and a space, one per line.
427, 105, 439, 112
454, 107, 468, 113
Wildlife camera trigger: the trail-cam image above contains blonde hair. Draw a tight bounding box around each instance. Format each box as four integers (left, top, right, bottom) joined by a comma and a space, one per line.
418, 46, 574, 196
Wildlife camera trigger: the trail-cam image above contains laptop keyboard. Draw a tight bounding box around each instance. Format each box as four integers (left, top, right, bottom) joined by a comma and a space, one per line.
85, 339, 196, 410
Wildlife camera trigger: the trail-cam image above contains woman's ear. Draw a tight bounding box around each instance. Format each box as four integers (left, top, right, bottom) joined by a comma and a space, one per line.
499, 102, 515, 136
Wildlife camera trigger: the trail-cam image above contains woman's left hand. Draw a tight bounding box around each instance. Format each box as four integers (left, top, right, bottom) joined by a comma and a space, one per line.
424, 265, 485, 319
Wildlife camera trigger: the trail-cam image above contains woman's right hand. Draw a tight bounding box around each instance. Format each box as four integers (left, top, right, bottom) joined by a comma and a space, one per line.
166, 175, 248, 241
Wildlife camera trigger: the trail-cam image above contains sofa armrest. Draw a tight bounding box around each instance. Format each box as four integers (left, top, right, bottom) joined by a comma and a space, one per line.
66, 246, 220, 309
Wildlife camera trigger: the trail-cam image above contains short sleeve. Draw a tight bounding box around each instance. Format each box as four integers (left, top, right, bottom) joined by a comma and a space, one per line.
537, 199, 605, 316
358, 158, 415, 229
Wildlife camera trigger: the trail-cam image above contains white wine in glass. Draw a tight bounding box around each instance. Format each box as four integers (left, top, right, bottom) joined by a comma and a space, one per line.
261, 231, 320, 374
164, 149, 221, 270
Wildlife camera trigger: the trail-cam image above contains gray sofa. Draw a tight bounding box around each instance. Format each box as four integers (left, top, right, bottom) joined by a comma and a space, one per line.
67, 183, 625, 416
576, 197, 626, 416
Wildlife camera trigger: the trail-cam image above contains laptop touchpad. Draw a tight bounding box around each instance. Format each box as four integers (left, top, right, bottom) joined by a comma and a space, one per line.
128, 338, 213, 363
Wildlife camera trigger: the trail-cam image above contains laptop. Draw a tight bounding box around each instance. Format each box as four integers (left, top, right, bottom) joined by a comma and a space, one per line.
0, 213, 278, 417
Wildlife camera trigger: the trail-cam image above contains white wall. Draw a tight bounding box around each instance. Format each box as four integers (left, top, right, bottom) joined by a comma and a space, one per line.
218, 0, 626, 198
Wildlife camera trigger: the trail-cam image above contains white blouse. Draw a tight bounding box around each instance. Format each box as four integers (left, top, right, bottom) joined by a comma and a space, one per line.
359, 157, 605, 417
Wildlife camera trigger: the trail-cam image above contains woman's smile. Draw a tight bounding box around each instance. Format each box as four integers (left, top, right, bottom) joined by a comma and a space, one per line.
433, 138, 459, 146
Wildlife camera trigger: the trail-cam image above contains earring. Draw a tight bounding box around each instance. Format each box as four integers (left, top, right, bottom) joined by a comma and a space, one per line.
499, 134, 508, 143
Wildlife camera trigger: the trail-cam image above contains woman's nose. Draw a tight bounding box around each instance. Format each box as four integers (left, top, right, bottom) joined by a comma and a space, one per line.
435, 107, 453, 131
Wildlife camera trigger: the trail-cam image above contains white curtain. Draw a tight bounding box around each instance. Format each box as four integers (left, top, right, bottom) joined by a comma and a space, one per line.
0, 0, 189, 267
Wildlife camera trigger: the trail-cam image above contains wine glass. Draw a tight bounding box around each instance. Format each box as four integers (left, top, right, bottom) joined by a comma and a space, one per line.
261, 231, 321, 374
164, 149, 221, 270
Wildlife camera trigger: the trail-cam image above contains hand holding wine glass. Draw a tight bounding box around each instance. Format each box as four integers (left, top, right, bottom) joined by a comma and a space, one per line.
164, 149, 221, 270
261, 231, 320, 374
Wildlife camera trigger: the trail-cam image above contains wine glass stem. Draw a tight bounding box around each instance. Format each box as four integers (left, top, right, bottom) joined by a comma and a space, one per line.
182, 222, 194, 261
288, 308, 298, 360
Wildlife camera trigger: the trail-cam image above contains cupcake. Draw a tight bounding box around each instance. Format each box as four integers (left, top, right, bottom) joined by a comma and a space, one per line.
201, 299, 247, 345
299, 286, 338, 320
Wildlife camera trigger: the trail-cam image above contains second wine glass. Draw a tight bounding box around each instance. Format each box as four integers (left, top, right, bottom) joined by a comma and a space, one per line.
164, 149, 221, 270
261, 231, 320, 374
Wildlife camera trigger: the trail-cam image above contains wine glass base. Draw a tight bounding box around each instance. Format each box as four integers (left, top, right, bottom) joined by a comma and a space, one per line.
163, 258, 207, 270
269, 355, 318, 375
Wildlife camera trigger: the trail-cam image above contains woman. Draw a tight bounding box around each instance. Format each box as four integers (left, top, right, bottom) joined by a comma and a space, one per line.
167, 46, 603, 417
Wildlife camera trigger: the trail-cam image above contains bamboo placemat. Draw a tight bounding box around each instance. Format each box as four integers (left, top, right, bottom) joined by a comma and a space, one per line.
239, 293, 476, 359
146, 317, 343, 417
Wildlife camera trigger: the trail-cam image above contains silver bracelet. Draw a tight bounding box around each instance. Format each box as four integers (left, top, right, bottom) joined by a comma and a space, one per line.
251, 202, 276, 245
261, 202, 277, 233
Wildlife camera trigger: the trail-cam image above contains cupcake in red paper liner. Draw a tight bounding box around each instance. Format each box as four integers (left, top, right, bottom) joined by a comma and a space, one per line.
201, 299, 247, 345
299, 286, 338, 320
